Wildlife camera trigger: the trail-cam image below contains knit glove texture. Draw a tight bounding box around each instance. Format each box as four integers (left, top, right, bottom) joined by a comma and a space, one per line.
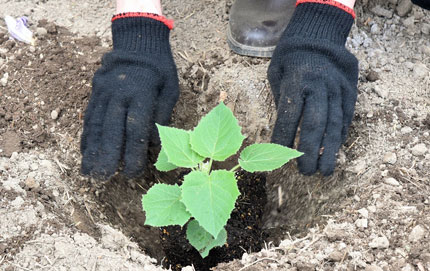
81, 17, 179, 178
268, 3, 358, 176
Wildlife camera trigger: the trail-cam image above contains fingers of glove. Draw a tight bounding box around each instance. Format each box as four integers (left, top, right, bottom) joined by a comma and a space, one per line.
297, 90, 328, 175
267, 61, 283, 107
90, 99, 128, 178
80, 69, 109, 154
154, 72, 179, 125
341, 84, 358, 143
80, 89, 103, 154
271, 82, 304, 148
318, 91, 343, 176
123, 97, 156, 177
81, 94, 110, 176
151, 74, 180, 145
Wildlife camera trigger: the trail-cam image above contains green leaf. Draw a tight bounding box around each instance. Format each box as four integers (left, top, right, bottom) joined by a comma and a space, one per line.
181, 170, 239, 238
239, 143, 303, 172
142, 183, 191, 227
190, 102, 245, 161
186, 220, 227, 258
155, 148, 178, 172
156, 124, 204, 168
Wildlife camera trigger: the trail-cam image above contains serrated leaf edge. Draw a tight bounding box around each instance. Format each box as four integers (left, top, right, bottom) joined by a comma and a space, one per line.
156, 124, 204, 168
190, 103, 245, 161
239, 143, 303, 172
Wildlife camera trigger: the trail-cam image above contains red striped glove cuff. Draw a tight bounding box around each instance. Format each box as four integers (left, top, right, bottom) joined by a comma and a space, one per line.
296, 0, 356, 18
112, 12, 174, 30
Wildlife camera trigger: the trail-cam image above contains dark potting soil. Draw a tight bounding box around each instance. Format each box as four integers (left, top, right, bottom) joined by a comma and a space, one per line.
160, 171, 267, 271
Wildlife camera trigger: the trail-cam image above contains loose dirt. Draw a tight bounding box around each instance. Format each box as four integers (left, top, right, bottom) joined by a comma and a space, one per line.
1, 0, 429, 270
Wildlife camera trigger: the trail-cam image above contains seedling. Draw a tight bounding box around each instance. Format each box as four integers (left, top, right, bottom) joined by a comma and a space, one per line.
142, 102, 302, 258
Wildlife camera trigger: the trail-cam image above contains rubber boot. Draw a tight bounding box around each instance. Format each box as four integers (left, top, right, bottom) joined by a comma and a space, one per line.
227, 0, 296, 57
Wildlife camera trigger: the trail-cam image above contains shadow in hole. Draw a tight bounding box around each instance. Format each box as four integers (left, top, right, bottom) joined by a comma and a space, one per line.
94, 148, 188, 262
263, 161, 353, 244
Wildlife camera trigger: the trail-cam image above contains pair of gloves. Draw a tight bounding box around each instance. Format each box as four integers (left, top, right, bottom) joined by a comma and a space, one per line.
81, 2, 359, 178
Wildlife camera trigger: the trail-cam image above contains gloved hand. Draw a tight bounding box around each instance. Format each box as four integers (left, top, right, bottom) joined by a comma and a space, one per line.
268, 2, 358, 176
81, 16, 179, 178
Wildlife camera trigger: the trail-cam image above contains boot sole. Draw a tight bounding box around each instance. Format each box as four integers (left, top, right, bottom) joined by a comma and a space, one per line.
227, 28, 275, 58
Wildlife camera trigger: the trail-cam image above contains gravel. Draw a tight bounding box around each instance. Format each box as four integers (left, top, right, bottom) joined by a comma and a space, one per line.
384, 177, 400, 186
396, 0, 413, 16
412, 63, 429, 78
383, 152, 397, 164
369, 236, 390, 249
411, 143, 428, 156
36, 27, 48, 37
408, 225, 426, 242
371, 5, 394, 18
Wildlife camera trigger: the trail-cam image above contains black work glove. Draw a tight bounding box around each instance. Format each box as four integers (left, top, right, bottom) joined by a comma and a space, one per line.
81, 17, 179, 178
268, 3, 358, 176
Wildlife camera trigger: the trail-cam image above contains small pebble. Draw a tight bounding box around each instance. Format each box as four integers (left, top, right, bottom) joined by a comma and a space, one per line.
30, 163, 39, 171
10, 152, 19, 160
25, 177, 40, 189
36, 27, 48, 37
328, 251, 343, 262
0, 77, 7, 87
268, 263, 278, 269
403, 16, 415, 27
358, 208, 369, 218
1, 73, 8, 87
296, 262, 316, 271
371, 5, 393, 18
400, 206, 418, 213
420, 45, 430, 56
325, 228, 348, 241
401, 126, 413, 134
422, 23, 430, 35
351, 160, 366, 174
369, 236, 389, 249
368, 206, 377, 213
241, 252, 256, 265
383, 152, 397, 164
370, 24, 379, 34
373, 85, 389, 98
11, 196, 25, 207
411, 143, 428, 156
385, 177, 400, 186
421, 253, 430, 263
413, 63, 428, 78
409, 225, 426, 242
396, 0, 413, 17
402, 264, 414, 271
51, 110, 59, 120
355, 218, 368, 229
404, 61, 414, 70
366, 70, 379, 82
365, 265, 383, 271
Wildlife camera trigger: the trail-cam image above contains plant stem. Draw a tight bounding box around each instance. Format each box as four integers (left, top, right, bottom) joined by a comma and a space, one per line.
230, 164, 240, 172
208, 158, 213, 174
